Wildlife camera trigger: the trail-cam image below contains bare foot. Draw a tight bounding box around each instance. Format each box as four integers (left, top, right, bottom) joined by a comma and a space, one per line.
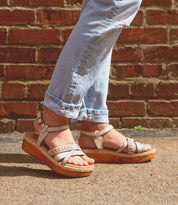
34, 107, 94, 166
79, 121, 151, 153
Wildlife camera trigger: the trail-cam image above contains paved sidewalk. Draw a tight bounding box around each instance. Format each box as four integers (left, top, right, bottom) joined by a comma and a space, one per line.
0, 129, 178, 205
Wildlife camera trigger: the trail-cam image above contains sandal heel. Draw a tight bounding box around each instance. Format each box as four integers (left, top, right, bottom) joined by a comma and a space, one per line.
22, 138, 47, 164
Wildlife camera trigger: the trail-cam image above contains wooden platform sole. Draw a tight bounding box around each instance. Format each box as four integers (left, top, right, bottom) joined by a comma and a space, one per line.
22, 134, 94, 177
83, 147, 156, 163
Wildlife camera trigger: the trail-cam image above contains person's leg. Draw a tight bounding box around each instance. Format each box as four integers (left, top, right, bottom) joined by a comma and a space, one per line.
44, 0, 143, 118
34, 0, 145, 166
78, 0, 152, 155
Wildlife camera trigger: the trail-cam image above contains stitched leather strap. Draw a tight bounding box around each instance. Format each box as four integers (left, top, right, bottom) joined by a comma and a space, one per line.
81, 125, 113, 137
135, 142, 143, 153
36, 111, 69, 145
48, 144, 85, 165
117, 137, 143, 154
81, 125, 113, 150
48, 144, 81, 156
81, 125, 144, 154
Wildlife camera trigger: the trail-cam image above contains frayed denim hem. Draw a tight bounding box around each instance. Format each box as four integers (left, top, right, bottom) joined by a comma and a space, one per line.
43, 91, 82, 119
76, 108, 109, 123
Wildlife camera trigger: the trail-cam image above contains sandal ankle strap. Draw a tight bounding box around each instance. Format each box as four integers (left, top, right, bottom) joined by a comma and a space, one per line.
36, 110, 69, 145
81, 125, 113, 150
81, 124, 145, 154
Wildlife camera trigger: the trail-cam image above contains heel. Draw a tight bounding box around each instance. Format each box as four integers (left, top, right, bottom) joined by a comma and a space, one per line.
22, 138, 46, 163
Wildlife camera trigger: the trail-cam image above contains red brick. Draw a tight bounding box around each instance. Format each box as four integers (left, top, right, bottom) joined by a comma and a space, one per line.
142, 0, 172, 7
11, 0, 64, 6
148, 100, 178, 116
30, 0, 64, 6
111, 65, 141, 78
0, 119, 16, 133
169, 47, 178, 60
38, 48, 61, 64
121, 117, 173, 128
131, 11, 144, 25
108, 82, 129, 99
157, 82, 178, 97
66, 0, 82, 5
170, 28, 178, 42
0, 102, 39, 117
112, 47, 142, 62
0, 0, 7, 6
11, 0, 63, 6
6, 65, 54, 80
0, 9, 35, 25
27, 84, 48, 99
16, 119, 35, 132
119, 28, 167, 44
0, 65, 3, 78
0, 29, 6, 44
64, 28, 73, 43
2, 83, 25, 99
11, 0, 30, 6
147, 10, 178, 25
108, 118, 121, 129
0, 47, 35, 63
131, 83, 154, 97
9, 29, 60, 45
143, 28, 168, 43
37, 9, 80, 25
107, 101, 145, 117
144, 46, 169, 62
168, 10, 178, 24
119, 28, 143, 43
163, 64, 178, 78
142, 65, 162, 77
144, 46, 178, 62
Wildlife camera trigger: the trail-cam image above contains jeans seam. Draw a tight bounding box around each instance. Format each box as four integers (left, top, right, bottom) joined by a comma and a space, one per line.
76, 8, 117, 76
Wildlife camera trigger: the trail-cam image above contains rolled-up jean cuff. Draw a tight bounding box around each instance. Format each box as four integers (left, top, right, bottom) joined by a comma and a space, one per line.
43, 91, 82, 119
76, 108, 109, 123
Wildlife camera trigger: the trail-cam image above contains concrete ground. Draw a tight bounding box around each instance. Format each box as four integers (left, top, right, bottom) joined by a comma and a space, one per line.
0, 129, 177, 205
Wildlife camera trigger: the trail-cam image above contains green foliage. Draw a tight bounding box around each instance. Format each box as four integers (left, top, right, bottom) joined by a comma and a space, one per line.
133, 125, 146, 130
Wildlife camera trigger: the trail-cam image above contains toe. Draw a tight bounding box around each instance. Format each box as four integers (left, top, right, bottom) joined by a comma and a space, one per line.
70, 157, 79, 165
67, 158, 72, 164
69, 156, 88, 166
82, 156, 95, 164
75, 156, 88, 166
143, 144, 151, 152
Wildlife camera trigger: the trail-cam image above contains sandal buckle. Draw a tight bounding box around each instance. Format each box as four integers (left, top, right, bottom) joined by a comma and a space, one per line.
94, 130, 99, 137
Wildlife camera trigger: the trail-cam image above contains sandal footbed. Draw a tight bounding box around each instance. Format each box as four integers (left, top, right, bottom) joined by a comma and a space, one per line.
82, 147, 156, 163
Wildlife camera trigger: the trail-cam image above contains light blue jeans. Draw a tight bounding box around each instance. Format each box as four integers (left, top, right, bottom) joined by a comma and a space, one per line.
44, 0, 142, 123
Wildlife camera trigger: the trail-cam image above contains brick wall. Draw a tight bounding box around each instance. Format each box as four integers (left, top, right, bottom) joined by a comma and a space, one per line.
0, 0, 177, 132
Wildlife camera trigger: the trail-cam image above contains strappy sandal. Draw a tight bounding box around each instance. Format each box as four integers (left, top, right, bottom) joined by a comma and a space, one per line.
80, 125, 156, 163
22, 111, 94, 177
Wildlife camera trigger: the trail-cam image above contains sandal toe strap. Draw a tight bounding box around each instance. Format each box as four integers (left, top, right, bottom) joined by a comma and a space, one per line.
127, 138, 136, 154
48, 144, 85, 165
127, 138, 143, 154
135, 142, 143, 153
116, 138, 128, 153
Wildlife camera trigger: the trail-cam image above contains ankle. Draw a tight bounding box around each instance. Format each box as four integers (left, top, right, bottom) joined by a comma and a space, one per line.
81, 121, 110, 132
42, 106, 69, 127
